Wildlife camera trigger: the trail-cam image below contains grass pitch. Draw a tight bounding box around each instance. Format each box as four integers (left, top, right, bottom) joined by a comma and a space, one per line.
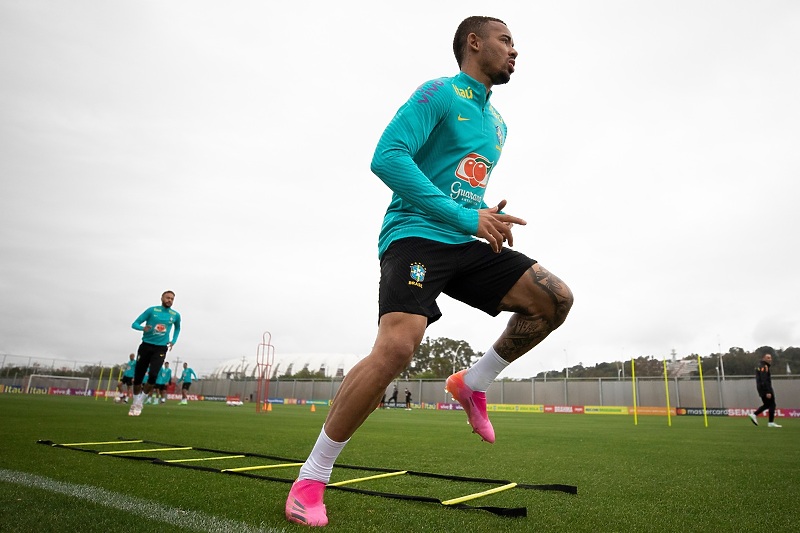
0, 395, 797, 532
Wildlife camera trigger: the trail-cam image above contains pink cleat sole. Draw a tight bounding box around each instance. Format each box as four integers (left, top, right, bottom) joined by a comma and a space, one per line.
445, 370, 495, 443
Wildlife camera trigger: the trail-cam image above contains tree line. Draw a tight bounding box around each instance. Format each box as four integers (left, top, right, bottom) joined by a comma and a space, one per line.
268, 339, 800, 380
403, 339, 800, 380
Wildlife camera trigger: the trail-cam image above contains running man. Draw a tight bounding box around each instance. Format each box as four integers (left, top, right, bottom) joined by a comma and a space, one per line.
115, 353, 136, 403
128, 290, 181, 416
749, 347, 781, 428
154, 361, 172, 404
286, 16, 573, 527
387, 384, 398, 406
177, 362, 198, 405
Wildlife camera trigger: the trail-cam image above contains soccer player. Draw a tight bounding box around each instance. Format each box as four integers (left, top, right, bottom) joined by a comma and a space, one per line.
749, 347, 781, 428
154, 361, 172, 404
387, 384, 398, 406
115, 353, 136, 403
177, 362, 198, 405
286, 16, 573, 527
128, 290, 181, 416
142, 371, 153, 403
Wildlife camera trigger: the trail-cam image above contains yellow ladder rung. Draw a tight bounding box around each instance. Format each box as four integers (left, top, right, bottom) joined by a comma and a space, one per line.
442, 482, 517, 505
60, 440, 144, 446
222, 462, 304, 472
327, 470, 407, 487
164, 455, 246, 463
99, 447, 192, 455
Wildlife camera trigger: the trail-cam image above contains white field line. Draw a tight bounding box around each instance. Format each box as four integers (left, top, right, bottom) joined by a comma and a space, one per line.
0, 469, 288, 533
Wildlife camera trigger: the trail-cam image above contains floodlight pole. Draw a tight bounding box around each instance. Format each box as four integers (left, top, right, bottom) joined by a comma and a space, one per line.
717, 337, 726, 407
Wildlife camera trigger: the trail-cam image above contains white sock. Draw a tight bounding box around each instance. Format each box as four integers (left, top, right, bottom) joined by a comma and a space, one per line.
297, 425, 349, 484
134, 392, 146, 406
464, 347, 509, 392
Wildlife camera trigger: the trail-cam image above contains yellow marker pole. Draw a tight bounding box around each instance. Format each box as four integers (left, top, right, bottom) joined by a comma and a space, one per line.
631, 358, 638, 426
697, 355, 708, 427
95, 367, 104, 401
326, 470, 407, 487
442, 483, 518, 506
662, 358, 672, 427
105, 369, 117, 402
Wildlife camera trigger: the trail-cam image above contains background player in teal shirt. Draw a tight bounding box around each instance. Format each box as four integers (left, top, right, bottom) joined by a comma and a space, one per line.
114, 353, 136, 403
177, 362, 198, 405
127, 290, 181, 416
153, 361, 172, 404
287, 17, 575, 527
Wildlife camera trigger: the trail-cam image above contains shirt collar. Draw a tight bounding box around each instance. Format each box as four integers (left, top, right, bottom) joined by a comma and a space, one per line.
454, 71, 491, 105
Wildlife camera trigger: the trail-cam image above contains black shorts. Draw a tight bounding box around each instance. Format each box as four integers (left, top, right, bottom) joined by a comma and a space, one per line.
156, 383, 167, 392
120, 376, 133, 386
134, 342, 168, 386
379, 237, 536, 324
182, 382, 192, 391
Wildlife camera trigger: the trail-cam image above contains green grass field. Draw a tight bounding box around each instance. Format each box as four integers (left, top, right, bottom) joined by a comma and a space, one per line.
0, 395, 797, 532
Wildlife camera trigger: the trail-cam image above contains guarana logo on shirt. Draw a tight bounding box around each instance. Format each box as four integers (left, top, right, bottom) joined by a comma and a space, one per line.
455, 152, 493, 188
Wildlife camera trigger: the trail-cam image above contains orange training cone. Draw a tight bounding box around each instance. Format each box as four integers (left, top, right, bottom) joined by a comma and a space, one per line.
310, 404, 316, 412
267, 402, 272, 412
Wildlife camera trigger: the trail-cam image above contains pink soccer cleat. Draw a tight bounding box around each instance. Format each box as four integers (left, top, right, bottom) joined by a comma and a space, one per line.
445, 370, 495, 443
285, 479, 328, 527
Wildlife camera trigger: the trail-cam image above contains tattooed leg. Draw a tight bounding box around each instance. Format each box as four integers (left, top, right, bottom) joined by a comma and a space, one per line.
494, 264, 574, 363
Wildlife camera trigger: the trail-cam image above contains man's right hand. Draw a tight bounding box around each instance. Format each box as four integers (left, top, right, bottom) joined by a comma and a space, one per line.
476, 200, 527, 252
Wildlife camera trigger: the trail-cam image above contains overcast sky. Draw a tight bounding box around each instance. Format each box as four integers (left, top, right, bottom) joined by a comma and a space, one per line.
1, 1, 798, 378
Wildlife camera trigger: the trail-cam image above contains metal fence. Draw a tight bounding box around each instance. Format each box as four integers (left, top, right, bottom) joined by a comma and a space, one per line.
4, 373, 797, 409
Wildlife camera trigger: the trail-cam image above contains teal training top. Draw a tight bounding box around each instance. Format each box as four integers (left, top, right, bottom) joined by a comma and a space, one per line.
179, 368, 197, 384
131, 306, 181, 347
370, 71, 507, 258
156, 366, 172, 386
122, 359, 136, 379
